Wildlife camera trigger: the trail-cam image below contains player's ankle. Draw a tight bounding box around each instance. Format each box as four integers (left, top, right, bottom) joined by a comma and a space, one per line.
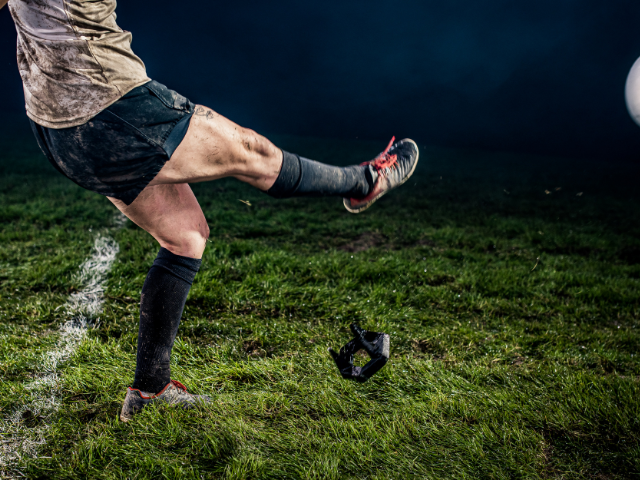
132, 374, 170, 395
342, 165, 376, 199
363, 164, 379, 197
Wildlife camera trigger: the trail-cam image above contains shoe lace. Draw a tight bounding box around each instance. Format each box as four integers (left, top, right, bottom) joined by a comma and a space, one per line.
171, 380, 188, 392
371, 136, 397, 176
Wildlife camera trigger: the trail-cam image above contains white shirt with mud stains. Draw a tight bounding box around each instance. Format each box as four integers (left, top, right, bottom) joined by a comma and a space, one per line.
8, 0, 150, 129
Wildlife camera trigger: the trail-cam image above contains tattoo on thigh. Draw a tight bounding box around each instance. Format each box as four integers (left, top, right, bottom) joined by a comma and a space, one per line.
194, 106, 218, 120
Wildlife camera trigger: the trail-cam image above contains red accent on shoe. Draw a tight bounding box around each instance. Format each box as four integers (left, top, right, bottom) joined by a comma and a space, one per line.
347, 136, 396, 208
372, 136, 397, 173
127, 380, 184, 400
170, 380, 187, 392
362, 136, 398, 176
346, 177, 385, 209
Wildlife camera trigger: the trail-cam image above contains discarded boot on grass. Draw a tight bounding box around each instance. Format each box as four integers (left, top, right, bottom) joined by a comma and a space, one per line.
120, 379, 211, 422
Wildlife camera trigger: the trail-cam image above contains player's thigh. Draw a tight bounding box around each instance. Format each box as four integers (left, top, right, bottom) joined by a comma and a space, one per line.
109, 183, 209, 259
149, 105, 281, 187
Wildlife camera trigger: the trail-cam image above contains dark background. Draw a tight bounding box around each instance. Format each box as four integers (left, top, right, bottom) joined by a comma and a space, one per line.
2, 0, 640, 161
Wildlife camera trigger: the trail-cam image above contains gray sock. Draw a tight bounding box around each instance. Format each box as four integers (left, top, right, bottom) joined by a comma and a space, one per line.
266, 150, 377, 199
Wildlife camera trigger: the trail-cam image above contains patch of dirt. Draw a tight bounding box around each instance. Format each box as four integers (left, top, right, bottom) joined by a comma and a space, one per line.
599, 356, 617, 374
412, 339, 446, 359
338, 232, 388, 253
416, 238, 437, 247
243, 340, 262, 356
243, 339, 274, 358
20, 409, 44, 428
78, 408, 99, 422
511, 356, 525, 366
413, 339, 431, 353
425, 274, 456, 286
541, 443, 555, 479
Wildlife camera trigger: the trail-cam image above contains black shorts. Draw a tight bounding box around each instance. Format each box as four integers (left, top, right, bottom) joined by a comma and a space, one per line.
30, 80, 195, 205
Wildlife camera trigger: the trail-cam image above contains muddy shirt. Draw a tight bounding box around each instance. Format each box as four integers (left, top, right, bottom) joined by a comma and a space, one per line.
8, 0, 150, 128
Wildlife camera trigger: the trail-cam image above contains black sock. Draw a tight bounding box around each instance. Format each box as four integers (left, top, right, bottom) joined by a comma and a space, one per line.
132, 248, 201, 393
266, 150, 377, 199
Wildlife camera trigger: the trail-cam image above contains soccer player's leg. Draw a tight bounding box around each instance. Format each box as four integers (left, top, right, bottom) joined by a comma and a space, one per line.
108, 183, 211, 422
152, 105, 420, 213
150, 105, 284, 191
109, 183, 209, 259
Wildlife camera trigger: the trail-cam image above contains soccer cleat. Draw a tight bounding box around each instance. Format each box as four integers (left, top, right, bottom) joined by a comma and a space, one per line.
343, 137, 419, 214
119, 379, 211, 422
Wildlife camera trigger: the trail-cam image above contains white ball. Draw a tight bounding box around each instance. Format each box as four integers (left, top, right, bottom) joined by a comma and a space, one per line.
625, 56, 640, 127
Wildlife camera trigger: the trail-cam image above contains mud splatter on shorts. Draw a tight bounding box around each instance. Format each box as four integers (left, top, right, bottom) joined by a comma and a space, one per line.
29, 80, 195, 205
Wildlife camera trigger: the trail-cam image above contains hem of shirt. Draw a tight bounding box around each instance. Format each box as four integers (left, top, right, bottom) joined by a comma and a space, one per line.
25, 77, 152, 130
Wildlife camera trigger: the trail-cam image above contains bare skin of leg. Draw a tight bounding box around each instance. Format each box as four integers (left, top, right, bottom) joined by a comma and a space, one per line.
150, 105, 283, 190
108, 183, 210, 259
109, 105, 282, 257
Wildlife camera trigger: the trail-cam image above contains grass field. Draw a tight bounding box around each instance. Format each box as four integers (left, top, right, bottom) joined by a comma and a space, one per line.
1, 126, 639, 479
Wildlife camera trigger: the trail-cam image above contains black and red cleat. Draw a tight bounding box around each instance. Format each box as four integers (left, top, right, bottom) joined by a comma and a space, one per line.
343, 137, 419, 214
120, 379, 211, 422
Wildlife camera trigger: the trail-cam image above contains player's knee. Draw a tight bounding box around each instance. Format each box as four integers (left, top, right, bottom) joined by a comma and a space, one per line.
190, 220, 210, 256
166, 233, 206, 259
159, 220, 209, 259
200, 221, 211, 243
240, 128, 276, 161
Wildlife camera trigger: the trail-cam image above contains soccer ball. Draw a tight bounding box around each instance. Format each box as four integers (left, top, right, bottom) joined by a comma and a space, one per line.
625, 56, 640, 127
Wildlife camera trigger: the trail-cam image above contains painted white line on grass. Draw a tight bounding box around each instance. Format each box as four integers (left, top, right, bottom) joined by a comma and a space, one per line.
0, 225, 123, 477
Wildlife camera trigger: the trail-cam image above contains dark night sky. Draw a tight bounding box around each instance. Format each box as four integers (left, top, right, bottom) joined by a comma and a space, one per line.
2, 0, 640, 160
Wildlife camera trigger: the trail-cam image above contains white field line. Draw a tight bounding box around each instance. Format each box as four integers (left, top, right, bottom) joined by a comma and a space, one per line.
0, 228, 122, 477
